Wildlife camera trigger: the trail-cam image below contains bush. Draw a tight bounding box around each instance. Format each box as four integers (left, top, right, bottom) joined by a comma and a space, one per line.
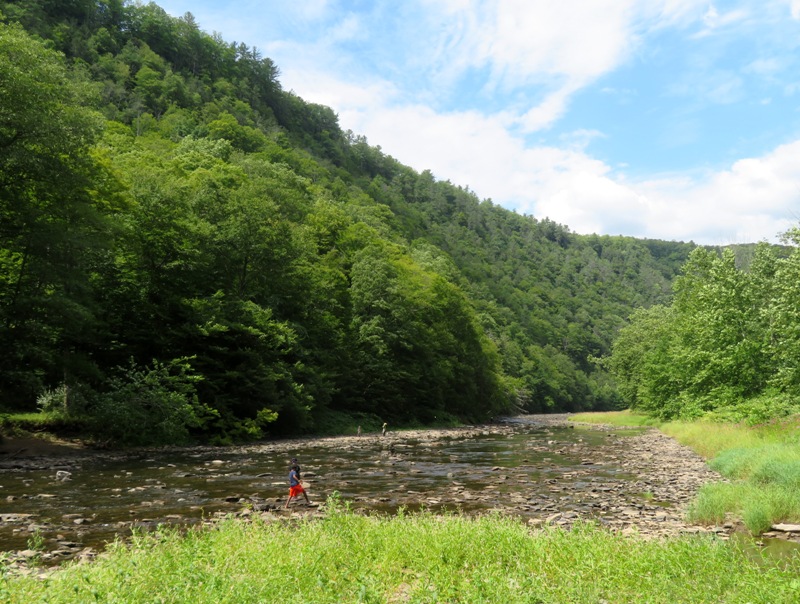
708, 391, 800, 425
36, 384, 69, 416
88, 358, 216, 446
205, 408, 279, 446
36, 383, 90, 418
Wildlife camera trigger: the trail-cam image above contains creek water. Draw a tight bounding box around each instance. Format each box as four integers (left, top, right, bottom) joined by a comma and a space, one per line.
1, 417, 797, 567
0, 421, 629, 557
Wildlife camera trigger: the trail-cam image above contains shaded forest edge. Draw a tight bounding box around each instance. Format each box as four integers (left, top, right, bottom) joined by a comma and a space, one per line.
0, 1, 792, 446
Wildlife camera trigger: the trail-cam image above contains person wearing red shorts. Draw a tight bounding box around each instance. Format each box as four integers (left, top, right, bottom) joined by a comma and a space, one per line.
285, 463, 310, 508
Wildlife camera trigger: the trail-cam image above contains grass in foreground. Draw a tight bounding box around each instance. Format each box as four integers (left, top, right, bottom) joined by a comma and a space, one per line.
571, 411, 800, 534
3, 505, 800, 604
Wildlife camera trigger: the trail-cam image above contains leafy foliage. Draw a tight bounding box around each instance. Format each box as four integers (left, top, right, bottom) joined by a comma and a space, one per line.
609, 243, 800, 421
88, 358, 212, 446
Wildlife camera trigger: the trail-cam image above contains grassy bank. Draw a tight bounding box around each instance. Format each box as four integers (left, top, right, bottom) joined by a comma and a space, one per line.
569, 410, 661, 428
570, 411, 800, 534
0, 412, 86, 435
4, 505, 799, 603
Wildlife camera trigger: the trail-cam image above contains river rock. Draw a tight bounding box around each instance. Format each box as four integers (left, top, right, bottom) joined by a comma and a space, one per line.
18, 549, 39, 559
0, 414, 731, 570
772, 523, 800, 532
1, 513, 35, 522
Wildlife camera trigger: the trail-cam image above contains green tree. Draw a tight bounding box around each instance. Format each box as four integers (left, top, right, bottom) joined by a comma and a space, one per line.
606, 304, 680, 417
0, 21, 113, 403
769, 229, 800, 394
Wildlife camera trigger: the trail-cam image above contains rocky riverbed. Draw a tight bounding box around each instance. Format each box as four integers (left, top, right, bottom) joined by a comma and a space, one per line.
2, 415, 797, 575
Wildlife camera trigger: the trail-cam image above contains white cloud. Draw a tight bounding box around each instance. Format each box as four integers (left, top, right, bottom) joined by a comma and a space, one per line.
791, 0, 800, 19
278, 68, 400, 116
703, 5, 720, 27
693, 5, 750, 38
613, 143, 800, 243
517, 86, 579, 132
477, 0, 637, 82
559, 129, 606, 149
341, 98, 799, 244
460, 0, 704, 82
744, 57, 784, 76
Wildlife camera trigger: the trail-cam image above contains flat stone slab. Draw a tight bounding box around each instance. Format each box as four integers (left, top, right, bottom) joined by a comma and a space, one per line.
772, 523, 800, 532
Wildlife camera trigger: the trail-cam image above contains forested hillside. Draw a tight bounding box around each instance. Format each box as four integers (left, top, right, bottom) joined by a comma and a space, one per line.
0, 0, 698, 444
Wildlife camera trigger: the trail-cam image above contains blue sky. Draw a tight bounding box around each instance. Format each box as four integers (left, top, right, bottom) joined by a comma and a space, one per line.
155, 0, 800, 244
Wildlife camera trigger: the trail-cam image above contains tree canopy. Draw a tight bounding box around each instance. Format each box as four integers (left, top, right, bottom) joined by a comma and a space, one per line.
607, 241, 800, 422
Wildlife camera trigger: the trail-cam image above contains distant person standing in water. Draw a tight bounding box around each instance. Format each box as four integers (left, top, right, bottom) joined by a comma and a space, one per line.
285, 461, 310, 508
382, 422, 388, 436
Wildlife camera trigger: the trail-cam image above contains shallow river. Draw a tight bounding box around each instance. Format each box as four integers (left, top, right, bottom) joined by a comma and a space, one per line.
1, 417, 796, 566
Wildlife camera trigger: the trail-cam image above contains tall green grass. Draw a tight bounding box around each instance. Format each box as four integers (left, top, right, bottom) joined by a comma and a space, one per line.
0, 411, 88, 437
569, 411, 800, 533
569, 410, 661, 427
660, 421, 772, 459
3, 506, 799, 603
664, 418, 800, 532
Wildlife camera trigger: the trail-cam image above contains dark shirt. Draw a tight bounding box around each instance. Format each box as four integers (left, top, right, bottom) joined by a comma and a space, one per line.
289, 468, 300, 487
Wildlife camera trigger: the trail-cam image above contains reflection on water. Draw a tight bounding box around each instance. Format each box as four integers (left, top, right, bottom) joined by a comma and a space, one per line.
730, 532, 800, 568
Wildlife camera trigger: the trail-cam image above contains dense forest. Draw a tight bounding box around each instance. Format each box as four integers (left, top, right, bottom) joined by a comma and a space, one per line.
608, 239, 800, 423
1, 0, 723, 444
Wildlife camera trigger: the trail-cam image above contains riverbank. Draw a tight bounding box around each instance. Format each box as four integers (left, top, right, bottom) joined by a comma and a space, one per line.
573, 411, 800, 542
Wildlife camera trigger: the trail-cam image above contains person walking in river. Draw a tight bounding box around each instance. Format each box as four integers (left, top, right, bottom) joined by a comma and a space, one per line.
285, 462, 310, 508
382, 422, 388, 437
290, 457, 301, 479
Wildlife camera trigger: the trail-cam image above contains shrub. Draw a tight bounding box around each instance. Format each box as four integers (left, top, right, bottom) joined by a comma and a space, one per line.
88, 358, 216, 446
36, 383, 90, 418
